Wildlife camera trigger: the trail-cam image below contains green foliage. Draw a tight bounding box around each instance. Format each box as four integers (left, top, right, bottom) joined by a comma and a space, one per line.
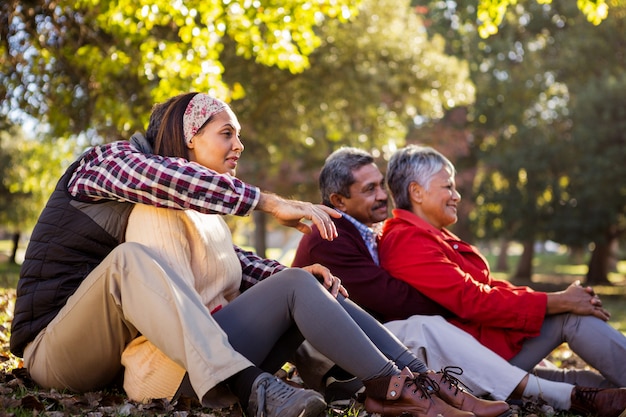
0, 0, 359, 142
1, 0, 608, 144
0, 126, 76, 232
533, 1, 626, 250
557, 72, 626, 245
412, 0, 626, 280
418, 0, 626, 240
476, 0, 608, 38
0, 260, 20, 289
224, 0, 474, 200
414, 1, 566, 242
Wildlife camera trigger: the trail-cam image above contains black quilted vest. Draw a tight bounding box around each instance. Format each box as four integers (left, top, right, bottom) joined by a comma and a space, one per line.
10, 158, 134, 356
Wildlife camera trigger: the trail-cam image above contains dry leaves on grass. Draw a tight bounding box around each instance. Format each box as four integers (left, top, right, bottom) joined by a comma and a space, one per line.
0, 288, 295, 417
0, 288, 241, 417
0, 366, 244, 417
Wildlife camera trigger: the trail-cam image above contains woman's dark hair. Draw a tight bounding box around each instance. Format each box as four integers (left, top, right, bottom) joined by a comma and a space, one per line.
153, 93, 197, 159
145, 95, 181, 148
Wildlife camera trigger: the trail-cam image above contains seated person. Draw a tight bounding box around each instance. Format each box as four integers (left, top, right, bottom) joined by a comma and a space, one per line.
381, 144, 626, 417
11, 93, 344, 417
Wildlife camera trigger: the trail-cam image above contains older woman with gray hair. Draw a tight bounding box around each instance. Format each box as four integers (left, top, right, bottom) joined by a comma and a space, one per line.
380, 144, 626, 417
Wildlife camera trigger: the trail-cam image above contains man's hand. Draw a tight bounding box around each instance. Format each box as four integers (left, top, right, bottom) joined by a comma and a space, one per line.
300, 264, 349, 298
257, 193, 341, 241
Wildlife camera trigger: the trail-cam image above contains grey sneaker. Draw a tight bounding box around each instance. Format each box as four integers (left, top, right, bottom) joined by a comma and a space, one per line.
247, 372, 327, 417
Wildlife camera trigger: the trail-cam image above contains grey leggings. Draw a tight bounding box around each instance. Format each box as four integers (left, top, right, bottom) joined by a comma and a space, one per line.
213, 268, 426, 382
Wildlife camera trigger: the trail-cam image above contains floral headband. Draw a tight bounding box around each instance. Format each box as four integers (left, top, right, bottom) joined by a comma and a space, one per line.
183, 93, 229, 144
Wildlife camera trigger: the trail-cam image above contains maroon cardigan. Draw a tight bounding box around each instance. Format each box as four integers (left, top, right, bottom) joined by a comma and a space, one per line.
292, 215, 450, 322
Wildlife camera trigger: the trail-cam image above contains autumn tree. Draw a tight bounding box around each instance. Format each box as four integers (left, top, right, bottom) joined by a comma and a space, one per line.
474, 0, 609, 38
536, 1, 626, 284
492, 0, 626, 283
1, 0, 608, 144
555, 74, 626, 284
0, 0, 360, 142
220, 0, 474, 255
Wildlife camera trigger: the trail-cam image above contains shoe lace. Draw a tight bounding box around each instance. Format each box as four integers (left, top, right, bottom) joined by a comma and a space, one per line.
406, 373, 441, 401
253, 378, 269, 417
253, 377, 299, 417
438, 366, 473, 396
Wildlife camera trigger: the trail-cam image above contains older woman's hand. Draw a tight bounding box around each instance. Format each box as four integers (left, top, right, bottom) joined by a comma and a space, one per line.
546, 280, 610, 321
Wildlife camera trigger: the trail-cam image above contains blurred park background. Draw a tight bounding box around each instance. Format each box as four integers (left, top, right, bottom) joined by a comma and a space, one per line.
1, 0, 625, 289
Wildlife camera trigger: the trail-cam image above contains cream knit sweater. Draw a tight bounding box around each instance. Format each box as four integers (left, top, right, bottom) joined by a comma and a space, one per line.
122, 204, 242, 403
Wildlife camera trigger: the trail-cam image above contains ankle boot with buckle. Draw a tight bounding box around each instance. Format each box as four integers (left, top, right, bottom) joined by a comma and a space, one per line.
427, 367, 511, 417
570, 386, 626, 417
363, 367, 475, 417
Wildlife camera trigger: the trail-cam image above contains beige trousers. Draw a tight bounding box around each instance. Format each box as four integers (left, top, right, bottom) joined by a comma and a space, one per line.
24, 242, 251, 405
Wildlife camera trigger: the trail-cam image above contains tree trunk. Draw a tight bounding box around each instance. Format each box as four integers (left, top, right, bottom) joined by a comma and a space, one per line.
608, 238, 619, 273
586, 239, 613, 285
569, 245, 585, 264
513, 239, 534, 283
494, 238, 509, 272
9, 231, 20, 264
253, 211, 267, 259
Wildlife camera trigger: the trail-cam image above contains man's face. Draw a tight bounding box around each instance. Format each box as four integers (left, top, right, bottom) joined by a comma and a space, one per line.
335, 163, 389, 227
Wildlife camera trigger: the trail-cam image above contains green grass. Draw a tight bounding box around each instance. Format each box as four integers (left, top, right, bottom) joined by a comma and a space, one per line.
0, 261, 20, 289
0, 238, 22, 289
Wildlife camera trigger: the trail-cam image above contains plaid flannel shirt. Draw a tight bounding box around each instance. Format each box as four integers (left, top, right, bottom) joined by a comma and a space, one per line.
68, 140, 286, 287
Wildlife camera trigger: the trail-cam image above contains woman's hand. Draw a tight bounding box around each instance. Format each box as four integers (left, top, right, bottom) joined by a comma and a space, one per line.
257, 193, 340, 241
301, 264, 349, 298
546, 280, 610, 321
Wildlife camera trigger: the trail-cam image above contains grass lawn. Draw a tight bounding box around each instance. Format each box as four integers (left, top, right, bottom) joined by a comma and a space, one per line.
0, 240, 625, 416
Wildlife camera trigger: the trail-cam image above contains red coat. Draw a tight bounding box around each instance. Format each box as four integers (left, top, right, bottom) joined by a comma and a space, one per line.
379, 209, 547, 360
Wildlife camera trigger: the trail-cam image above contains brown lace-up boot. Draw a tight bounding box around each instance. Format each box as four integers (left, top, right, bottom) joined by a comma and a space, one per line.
363, 368, 475, 417
427, 367, 512, 417
570, 386, 626, 417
